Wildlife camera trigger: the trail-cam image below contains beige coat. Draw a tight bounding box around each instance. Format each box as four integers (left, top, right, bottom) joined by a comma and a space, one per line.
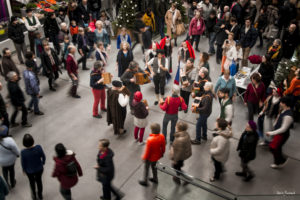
165, 9, 182, 38
170, 131, 192, 162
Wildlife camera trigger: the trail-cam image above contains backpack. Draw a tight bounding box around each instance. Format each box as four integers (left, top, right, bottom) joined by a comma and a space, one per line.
66, 161, 77, 177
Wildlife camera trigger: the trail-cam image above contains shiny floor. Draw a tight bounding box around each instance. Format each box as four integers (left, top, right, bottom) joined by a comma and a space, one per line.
2, 34, 300, 200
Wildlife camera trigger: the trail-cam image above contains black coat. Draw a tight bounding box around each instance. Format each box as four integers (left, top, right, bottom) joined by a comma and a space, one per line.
240, 26, 258, 48
0, 94, 7, 119
282, 29, 299, 59
116, 50, 133, 77
78, 3, 90, 23
97, 148, 114, 183
7, 81, 25, 107
142, 30, 152, 49
41, 49, 60, 76
237, 131, 258, 162
258, 62, 274, 89
231, 3, 243, 24
8, 23, 25, 44
230, 24, 240, 41
44, 18, 60, 38
88, 0, 101, 12
214, 19, 230, 45
205, 16, 217, 33
77, 34, 89, 51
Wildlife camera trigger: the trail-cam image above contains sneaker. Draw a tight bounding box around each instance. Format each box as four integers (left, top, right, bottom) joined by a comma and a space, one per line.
138, 180, 148, 187
279, 158, 289, 168
270, 163, 281, 169
243, 174, 254, 182
134, 139, 139, 143
27, 108, 33, 113
22, 123, 32, 128
235, 172, 246, 177
82, 67, 90, 70
138, 141, 145, 146
93, 114, 102, 119
72, 95, 81, 99
259, 141, 268, 146
34, 111, 44, 115
154, 101, 158, 105
101, 108, 107, 112
201, 136, 207, 141
10, 123, 19, 128
191, 139, 201, 145
149, 178, 158, 184
172, 177, 181, 184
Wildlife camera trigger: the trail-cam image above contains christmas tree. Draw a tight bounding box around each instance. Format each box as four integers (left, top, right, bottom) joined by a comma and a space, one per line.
116, 0, 138, 30
172, 0, 188, 24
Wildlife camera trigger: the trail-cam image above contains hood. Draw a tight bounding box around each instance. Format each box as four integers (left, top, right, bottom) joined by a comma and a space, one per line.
216, 127, 232, 139
174, 131, 188, 139
53, 150, 75, 164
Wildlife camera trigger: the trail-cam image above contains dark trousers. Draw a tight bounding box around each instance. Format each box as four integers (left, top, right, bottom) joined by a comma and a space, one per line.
196, 114, 209, 141
162, 114, 178, 142
173, 160, 184, 174
208, 32, 216, 53
180, 90, 191, 107
26, 170, 43, 199
270, 134, 290, 165
258, 31, 263, 46
131, 32, 141, 51
247, 102, 259, 121
2, 164, 15, 187
240, 160, 253, 176
69, 75, 79, 96
143, 160, 158, 182
29, 95, 40, 113
216, 43, 223, 62
77, 49, 88, 69
191, 35, 200, 50
60, 187, 71, 200
212, 157, 222, 179
153, 75, 166, 95
49, 34, 60, 53
11, 103, 28, 125
48, 71, 59, 89
101, 181, 121, 200
29, 31, 36, 53
157, 17, 165, 39
1, 112, 10, 132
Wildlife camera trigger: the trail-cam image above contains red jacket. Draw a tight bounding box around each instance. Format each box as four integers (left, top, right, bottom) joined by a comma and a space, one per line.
160, 96, 187, 115
189, 17, 206, 36
244, 83, 266, 104
52, 151, 83, 189
66, 54, 78, 76
142, 134, 165, 162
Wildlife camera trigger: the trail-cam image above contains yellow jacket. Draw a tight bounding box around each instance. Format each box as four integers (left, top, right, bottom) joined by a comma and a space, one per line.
142, 12, 156, 32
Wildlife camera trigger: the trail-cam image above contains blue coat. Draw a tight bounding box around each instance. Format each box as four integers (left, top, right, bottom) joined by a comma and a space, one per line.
240, 26, 258, 48
214, 75, 236, 98
23, 70, 40, 95
116, 34, 132, 49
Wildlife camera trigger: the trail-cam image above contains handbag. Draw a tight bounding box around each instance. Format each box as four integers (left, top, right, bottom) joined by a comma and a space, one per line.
176, 22, 185, 36
251, 83, 264, 108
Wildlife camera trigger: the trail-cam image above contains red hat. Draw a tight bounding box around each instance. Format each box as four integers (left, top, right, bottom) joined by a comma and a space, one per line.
134, 91, 143, 102
185, 40, 195, 59
160, 37, 167, 49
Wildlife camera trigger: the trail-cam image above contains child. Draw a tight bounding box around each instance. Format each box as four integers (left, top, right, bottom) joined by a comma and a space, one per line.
34, 31, 43, 59
62, 35, 71, 69
132, 91, 149, 145
210, 118, 232, 182
85, 27, 96, 59
70, 20, 78, 45
117, 27, 132, 49
95, 42, 108, 66
58, 22, 70, 43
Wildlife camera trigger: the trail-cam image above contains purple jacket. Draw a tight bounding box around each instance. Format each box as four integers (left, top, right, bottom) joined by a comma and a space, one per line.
189, 17, 206, 36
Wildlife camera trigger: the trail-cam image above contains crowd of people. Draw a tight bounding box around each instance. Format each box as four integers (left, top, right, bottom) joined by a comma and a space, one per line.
0, 0, 300, 200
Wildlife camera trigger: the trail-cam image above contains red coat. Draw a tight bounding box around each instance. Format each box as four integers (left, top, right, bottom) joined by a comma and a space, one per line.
142, 134, 165, 162
66, 54, 78, 76
189, 17, 206, 36
160, 96, 187, 115
52, 152, 83, 189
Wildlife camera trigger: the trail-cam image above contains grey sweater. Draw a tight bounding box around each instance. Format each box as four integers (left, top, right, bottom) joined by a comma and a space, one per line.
0, 137, 20, 167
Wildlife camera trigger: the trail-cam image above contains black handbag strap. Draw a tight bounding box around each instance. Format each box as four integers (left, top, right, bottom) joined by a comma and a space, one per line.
0, 142, 18, 156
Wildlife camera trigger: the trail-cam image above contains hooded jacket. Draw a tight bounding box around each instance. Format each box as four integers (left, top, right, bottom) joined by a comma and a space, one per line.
52, 150, 82, 189
171, 131, 192, 162
8, 23, 25, 44
237, 130, 258, 162
97, 148, 115, 183
210, 128, 232, 163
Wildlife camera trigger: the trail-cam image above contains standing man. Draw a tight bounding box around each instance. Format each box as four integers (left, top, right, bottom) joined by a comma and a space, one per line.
95, 139, 124, 200
7, 72, 32, 128
139, 123, 165, 186
106, 81, 130, 135
281, 24, 299, 59
8, 16, 27, 64
78, 0, 91, 27
240, 18, 258, 67
66, 45, 80, 98
23, 64, 44, 115
147, 50, 169, 105
88, 0, 101, 20
24, 8, 41, 53
1, 48, 20, 81
266, 97, 294, 169
160, 85, 187, 143
44, 13, 61, 54
155, 0, 168, 39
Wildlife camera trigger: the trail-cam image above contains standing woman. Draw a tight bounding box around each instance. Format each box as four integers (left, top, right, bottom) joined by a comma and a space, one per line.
0, 125, 20, 189
21, 134, 46, 200
44, 12, 61, 53
198, 52, 210, 74
258, 54, 274, 90
180, 58, 197, 113
188, 10, 206, 52
116, 42, 134, 77
95, 21, 111, 50
178, 40, 195, 69
244, 72, 266, 120
165, 3, 182, 46
116, 27, 132, 50
221, 32, 237, 74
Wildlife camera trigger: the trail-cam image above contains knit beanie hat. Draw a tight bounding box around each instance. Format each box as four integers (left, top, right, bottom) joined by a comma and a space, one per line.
134, 91, 143, 102
0, 125, 8, 137
248, 120, 257, 131
112, 80, 122, 88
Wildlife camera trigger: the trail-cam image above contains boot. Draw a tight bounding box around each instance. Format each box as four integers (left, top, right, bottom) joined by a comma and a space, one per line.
154, 94, 160, 105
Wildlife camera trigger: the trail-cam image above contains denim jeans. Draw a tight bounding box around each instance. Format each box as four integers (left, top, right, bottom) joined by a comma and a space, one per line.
87, 46, 95, 58
162, 114, 178, 142
196, 114, 209, 141
208, 32, 216, 53
29, 95, 40, 113
157, 17, 165, 39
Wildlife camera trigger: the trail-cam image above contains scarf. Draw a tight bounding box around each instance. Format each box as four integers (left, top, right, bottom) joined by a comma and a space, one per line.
46, 50, 55, 66
120, 34, 128, 43
170, 9, 178, 31
96, 48, 107, 66
268, 45, 281, 60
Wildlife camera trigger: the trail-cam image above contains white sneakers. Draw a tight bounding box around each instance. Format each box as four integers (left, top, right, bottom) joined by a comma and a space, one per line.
270, 158, 289, 169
